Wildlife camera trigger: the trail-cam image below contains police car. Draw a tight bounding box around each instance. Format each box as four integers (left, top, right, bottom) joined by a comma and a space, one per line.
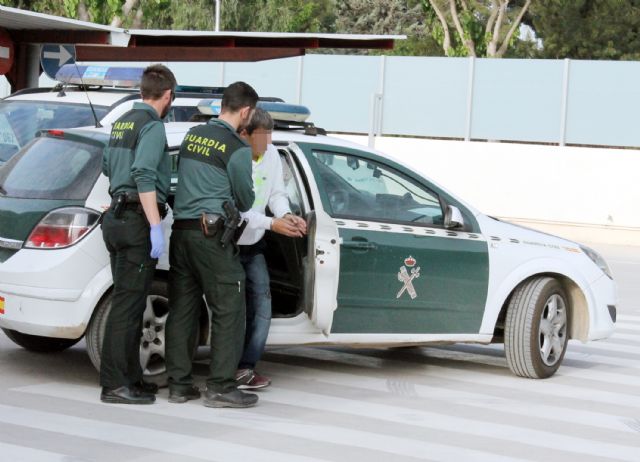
0, 101, 616, 382
0, 65, 233, 166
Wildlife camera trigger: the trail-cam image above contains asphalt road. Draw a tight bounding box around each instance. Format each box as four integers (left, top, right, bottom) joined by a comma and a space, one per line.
0, 243, 638, 462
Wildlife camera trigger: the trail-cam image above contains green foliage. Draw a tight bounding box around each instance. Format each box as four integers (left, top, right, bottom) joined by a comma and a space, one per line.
335, 0, 443, 56
528, 0, 640, 60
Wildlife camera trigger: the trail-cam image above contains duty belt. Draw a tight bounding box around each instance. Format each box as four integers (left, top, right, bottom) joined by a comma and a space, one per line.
110, 194, 168, 219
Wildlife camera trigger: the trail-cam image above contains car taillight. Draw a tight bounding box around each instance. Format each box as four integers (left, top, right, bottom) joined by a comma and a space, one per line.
25, 207, 101, 249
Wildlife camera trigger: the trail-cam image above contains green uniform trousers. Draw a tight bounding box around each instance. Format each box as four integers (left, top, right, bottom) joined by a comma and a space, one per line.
166, 228, 246, 393
100, 209, 157, 389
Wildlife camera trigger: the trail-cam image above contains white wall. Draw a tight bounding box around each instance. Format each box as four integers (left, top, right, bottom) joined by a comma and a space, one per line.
336, 135, 640, 246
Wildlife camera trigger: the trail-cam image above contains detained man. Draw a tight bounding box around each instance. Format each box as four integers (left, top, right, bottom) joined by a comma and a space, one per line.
236, 108, 307, 389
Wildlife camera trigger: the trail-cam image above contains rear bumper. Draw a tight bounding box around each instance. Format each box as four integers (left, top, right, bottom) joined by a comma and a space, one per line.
0, 264, 112, 339
0, 231, 111, 339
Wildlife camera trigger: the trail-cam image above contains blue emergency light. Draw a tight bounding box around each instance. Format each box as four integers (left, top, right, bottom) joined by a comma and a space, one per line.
55, 65, 144, 87
197, 99, 311, 123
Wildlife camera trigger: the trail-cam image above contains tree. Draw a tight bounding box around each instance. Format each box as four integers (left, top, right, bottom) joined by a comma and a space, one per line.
422, 0, 532, 57
335, 0, 443, 56
527, 0, 640, 60
219, 0, 335, 33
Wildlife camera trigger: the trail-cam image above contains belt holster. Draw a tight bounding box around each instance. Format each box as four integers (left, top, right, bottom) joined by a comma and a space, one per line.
111, 194, 127, 218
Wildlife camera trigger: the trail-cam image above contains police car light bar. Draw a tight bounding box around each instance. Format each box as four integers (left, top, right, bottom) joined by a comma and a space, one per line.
197, 99, 311, 123
55, 65, 144, 87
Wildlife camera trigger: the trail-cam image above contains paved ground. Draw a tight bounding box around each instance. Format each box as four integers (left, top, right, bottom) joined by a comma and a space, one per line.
0, 243, 638, 462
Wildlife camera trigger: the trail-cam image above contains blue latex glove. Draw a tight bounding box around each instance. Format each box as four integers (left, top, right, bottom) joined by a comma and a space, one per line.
149, 224, 164, 259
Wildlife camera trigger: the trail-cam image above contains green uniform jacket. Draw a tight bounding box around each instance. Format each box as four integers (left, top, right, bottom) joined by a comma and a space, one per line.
102, 102, 171, 203
173, 118, 255, 219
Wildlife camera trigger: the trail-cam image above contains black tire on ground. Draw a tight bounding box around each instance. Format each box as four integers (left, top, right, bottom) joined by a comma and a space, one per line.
504, 276, 570, 379
1, 328, 81, 352
85, 279, 171, 386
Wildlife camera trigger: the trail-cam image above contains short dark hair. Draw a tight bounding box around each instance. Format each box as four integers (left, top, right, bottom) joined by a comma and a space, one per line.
221, 81, 259, 113
140, 64, 177, 100
245, 107, 274, 134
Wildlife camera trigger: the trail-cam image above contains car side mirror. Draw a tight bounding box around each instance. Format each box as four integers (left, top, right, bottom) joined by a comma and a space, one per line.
444, 205, 464, 229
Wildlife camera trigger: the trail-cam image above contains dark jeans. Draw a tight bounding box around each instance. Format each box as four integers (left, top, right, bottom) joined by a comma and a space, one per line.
166, 228, 246, 393
238, 240, 271, 370
100, 209, 156, 389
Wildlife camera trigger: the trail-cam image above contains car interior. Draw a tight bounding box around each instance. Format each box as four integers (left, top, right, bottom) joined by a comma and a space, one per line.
263, 148, 310, 319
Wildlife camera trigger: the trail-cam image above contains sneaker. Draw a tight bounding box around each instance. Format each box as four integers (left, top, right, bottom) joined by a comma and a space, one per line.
168, 385, 201, 404
235, 368, 255, 387
238, 371, 271, 390
203, 388, 258, 408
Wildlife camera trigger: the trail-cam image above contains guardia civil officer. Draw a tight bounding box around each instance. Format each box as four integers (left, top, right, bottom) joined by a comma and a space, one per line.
166, 82, 258, 408
100, 64, 176, 404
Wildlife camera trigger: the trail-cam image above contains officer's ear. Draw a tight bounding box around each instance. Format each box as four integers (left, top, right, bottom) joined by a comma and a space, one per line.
239, 106, 254, 122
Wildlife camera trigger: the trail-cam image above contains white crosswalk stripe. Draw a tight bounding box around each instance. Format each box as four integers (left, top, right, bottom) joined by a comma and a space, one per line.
0, 442, 84, 462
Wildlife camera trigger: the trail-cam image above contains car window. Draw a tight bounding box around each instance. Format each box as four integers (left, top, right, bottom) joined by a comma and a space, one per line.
0, 100, 109, 150
311, 150, 444, 226
0, 137, 102, 200
278, 148, 305, 216
165, 106, 200, 123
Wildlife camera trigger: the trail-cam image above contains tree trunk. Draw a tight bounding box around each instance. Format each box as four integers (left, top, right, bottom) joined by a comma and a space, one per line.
496, 0, 532, 58
449, 0, 476, 57
78, 1, 90, 22
486, 0, 507, 57
111, 0, 140, 28
428, 1, 453, 56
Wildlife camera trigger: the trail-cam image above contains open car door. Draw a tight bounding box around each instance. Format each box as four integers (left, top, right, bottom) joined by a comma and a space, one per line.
303, 209, 340, 335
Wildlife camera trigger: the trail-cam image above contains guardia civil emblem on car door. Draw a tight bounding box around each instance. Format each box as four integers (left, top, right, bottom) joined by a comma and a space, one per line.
397, 256, 420, 299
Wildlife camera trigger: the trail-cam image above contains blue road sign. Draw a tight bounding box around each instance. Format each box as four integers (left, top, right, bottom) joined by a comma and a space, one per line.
40, 44, 76, 80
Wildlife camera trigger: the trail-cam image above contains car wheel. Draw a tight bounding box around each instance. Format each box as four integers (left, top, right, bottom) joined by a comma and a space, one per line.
86, 279, 171, 386
1, 328, 81, 352
504, 276, 569, 379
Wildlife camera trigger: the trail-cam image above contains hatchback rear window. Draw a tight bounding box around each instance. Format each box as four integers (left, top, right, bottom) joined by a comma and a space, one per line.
0, 100, 109, 151
0, 137, 102, 200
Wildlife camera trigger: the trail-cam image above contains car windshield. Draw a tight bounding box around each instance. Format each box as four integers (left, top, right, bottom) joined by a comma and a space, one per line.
0, 136, 103, 200
0, 100, 109, 161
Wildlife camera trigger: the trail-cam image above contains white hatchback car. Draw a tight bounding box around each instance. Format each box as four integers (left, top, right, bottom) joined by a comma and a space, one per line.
0, 109, 616, 382
0, 65, 230, 166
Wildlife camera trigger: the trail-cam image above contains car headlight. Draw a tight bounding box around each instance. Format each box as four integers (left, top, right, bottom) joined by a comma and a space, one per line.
580, 245, 613, 280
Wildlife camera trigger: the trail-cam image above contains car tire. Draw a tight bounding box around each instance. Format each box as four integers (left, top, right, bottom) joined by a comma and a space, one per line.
86, 278, 172, 386
1, 328, 81, 353
504, 276, 569, 379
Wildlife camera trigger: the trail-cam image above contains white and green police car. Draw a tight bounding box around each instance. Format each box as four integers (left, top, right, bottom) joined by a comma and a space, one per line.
0, 102, 616, 381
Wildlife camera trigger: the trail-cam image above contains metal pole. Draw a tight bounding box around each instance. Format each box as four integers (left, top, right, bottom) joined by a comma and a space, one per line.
214, 0, 221, 32
296, 56, 304, 104
559, 58, 571, 146
377, 55, 386, 137
465, 56, 475, 142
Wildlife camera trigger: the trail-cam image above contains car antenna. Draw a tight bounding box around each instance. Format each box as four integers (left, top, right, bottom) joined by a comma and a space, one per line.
72, 59, 102, 128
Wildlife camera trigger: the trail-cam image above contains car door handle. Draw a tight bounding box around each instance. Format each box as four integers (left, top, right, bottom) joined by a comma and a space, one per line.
342, 240, 378, 251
